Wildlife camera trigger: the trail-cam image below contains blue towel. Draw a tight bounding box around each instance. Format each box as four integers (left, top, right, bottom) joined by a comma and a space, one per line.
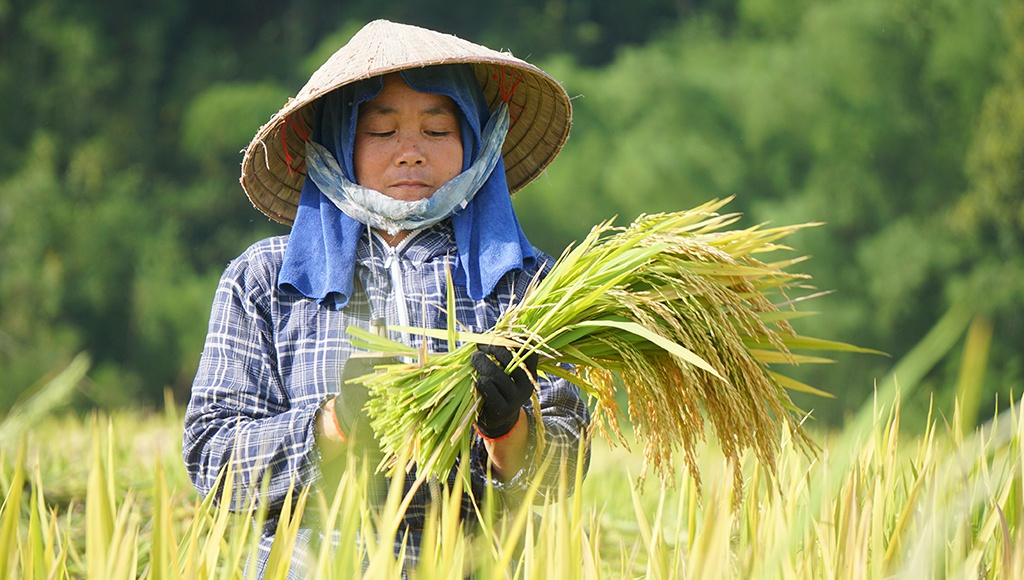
279, 64, 535, 310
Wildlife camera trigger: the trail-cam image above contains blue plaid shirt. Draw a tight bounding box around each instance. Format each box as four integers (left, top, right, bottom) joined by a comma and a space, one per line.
182, 223, 591, 577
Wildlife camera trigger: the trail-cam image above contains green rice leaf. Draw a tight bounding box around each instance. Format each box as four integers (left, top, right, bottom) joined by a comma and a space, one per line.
387, 325, 522, 348
574, 320, 726, 381
748, 335, 886, 355
750, 349, 835, 365
445, 264, 458, 353
756, 310, 818, 324
769, 372, 836, 398
346, 325, 418, 355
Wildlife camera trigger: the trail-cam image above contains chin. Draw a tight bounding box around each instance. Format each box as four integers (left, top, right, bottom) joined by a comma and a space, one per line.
388, 190, 436, 202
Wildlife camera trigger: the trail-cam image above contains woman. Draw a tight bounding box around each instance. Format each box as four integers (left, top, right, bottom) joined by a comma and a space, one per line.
182, 20, 590, 577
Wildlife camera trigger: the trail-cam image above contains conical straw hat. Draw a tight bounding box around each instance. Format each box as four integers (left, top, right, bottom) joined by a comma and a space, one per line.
240, 19, 573, 226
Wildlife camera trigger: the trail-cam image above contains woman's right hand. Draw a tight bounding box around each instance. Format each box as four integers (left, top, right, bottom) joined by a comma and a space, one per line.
318, 356, 397, 454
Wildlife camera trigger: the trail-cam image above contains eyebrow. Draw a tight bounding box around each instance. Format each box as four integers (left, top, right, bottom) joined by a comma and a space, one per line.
362, 103, 458, 117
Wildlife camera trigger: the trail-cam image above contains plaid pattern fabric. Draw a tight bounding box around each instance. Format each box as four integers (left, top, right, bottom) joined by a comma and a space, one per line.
182, 223, 591, 578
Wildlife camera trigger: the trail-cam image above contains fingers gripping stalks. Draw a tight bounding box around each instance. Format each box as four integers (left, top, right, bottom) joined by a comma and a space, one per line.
470, 345, 538, 439
334, 356, 398, 449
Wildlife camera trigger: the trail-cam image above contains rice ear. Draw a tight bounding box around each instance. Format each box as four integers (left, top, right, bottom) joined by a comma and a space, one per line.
352, 199, 869, 494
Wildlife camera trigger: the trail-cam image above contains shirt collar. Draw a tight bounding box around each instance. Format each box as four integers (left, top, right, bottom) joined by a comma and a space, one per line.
355, 220, 458, 267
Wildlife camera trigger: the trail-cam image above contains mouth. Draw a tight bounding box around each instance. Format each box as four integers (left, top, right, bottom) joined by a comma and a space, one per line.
391, 180, 431, 188
385, 180, 437, 201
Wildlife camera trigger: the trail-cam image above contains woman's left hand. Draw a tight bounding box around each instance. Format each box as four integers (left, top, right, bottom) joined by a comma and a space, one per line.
471, 345, 536, 439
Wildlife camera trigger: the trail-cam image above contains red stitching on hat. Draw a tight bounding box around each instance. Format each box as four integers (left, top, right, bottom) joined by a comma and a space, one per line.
281, 114, 310, 177
284, 113, 311, 140
281, 128, 296, 176
492, 66, 526, 123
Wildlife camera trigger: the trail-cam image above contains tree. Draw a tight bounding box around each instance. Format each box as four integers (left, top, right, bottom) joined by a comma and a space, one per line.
515, 0, 1014, 424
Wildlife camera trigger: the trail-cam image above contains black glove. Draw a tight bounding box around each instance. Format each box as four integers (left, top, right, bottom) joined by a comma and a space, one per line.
470, 344, 538, 439
333, 356, 396, 446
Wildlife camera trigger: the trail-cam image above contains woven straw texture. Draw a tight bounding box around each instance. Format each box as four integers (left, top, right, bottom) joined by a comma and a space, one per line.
240, 20, 572, 225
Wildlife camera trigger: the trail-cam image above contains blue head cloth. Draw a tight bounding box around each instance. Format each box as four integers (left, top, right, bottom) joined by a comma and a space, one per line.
278, 64, 536, 309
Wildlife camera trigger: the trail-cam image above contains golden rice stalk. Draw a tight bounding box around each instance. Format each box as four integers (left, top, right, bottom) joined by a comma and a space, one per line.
349, 198, 875, 492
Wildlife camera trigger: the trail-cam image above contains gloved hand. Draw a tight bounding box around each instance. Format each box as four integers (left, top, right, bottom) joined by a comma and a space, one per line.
470, 344, 538, 439
333, 356, 396, 446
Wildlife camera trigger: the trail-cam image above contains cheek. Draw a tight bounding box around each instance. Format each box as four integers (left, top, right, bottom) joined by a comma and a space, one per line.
352, 140, 382, 186
437, 140, 464, 180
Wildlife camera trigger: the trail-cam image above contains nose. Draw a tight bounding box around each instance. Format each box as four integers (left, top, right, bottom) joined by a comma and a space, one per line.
395, 134, 426, 166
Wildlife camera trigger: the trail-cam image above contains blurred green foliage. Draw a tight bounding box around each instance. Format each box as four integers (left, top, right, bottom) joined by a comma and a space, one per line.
0, 0, 1021, 427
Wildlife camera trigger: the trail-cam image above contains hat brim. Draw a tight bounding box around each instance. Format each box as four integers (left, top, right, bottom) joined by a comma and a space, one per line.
240, 20, 572, 226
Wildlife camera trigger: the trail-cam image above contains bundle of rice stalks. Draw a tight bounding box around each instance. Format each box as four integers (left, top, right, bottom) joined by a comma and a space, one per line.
349, 198, 874, 491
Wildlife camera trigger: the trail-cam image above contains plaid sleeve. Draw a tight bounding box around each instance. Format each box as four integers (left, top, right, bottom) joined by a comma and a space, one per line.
182, 243, 323, 511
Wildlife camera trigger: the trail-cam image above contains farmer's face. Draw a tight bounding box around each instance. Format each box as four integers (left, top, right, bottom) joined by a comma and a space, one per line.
353, 74, 463, 202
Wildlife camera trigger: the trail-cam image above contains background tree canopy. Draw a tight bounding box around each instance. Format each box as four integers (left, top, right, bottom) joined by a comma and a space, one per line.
1, 0, 1021, 428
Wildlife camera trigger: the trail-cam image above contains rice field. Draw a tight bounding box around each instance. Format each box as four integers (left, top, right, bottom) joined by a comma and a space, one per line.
1, 388, 1022, 579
